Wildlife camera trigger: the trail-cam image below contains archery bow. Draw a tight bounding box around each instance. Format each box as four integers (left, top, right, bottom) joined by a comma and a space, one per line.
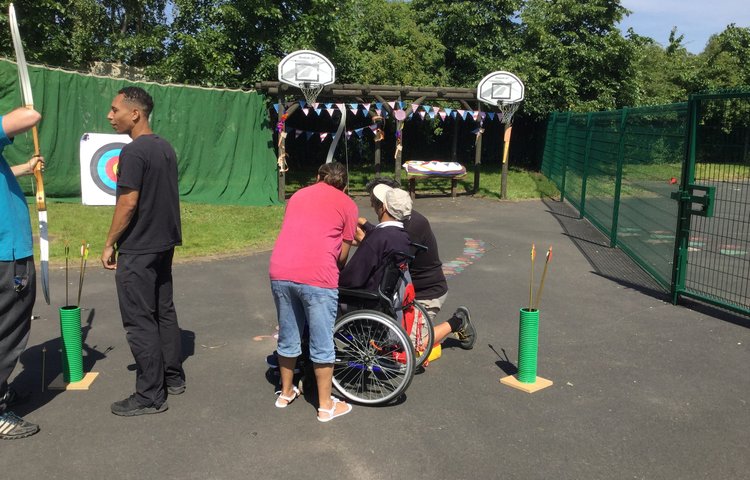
9, 3, 49, 304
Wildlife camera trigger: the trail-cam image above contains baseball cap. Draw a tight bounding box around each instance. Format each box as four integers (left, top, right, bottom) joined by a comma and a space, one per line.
384, 188, 412, 221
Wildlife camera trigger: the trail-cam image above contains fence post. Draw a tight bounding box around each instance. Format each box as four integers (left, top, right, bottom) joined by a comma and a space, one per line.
671, 96, 699, 304
579, 112, 594, 220
560, 113, 571, 202
610, 108, 629, 247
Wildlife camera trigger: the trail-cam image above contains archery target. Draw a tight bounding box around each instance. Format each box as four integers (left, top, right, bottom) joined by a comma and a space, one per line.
80, 133, 131, 205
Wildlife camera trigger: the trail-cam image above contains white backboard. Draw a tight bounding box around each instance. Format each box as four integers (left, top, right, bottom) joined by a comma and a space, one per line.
477, 71, 525, 107
278, 50, 335, 87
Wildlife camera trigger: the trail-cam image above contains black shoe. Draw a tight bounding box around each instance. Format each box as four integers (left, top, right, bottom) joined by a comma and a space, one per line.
0, 411, 39, 440
2, 388, 29, 408
167, 383, 186, 396
266, 351, 301, 373
111, 394, 168, 417
453, 306, 476, 350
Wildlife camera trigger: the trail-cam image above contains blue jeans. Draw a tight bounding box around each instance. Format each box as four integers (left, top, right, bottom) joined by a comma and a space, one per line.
271, 280, 338, 364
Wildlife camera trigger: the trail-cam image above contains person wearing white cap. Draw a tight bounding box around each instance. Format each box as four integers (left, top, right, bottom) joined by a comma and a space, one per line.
339, 185, 413, 292
357, 178, 476, 351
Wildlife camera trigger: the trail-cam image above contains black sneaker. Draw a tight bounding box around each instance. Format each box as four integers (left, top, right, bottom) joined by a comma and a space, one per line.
111, 394, 168, 416
2, 388, 29, 408
454, 306, 476, 350
167, 383, 186, 396
0, 411, 39, 439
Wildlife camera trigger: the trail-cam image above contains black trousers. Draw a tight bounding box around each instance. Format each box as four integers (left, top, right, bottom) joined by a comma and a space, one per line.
0, 257, 35, 413
115, 248, 184, 406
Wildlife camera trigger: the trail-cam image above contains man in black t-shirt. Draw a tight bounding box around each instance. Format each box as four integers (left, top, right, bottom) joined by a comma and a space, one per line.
101, 86, 185, 416
358, 178, 476, 350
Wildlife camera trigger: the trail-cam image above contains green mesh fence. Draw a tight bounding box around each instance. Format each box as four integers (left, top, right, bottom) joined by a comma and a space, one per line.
543, 92, 750, 315
680, 91, 750, 312
541, 104, 687, 288
0, 59, 279, 206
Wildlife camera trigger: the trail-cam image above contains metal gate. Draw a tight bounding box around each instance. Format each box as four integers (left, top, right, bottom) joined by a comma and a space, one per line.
672, 90, 750, 314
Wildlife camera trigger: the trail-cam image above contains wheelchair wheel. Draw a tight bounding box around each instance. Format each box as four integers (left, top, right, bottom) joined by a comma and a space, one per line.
332, 309, 416, 405
411, 301, 435, 368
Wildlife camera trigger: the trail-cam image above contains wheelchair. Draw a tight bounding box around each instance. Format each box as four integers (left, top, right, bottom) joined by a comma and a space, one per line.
333, 246, 434, 405
268, 245, 434, 406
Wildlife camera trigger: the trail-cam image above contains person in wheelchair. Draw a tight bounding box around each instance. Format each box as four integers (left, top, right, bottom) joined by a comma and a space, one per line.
358, 179, 476, 351
338, 186, 412, 297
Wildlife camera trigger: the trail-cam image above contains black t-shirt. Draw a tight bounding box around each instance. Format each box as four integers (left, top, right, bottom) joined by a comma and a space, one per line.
362, 210, 448, 300
403, 210, 448, 300
116, 134, 182, 254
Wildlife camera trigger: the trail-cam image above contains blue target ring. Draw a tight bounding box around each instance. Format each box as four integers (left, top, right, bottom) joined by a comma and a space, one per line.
90, 143, 126, 195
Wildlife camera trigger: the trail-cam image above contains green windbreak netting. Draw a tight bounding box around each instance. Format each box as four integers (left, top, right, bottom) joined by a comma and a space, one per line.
0, 59, 279, 205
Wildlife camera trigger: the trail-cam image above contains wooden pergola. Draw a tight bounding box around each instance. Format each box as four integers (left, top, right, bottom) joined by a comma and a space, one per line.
255, 81, 508, 201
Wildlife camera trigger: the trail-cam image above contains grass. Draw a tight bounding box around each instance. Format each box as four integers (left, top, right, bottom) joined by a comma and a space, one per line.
31, 164, 557, 263
31, 202, 284, 264
286, 163, 559, 200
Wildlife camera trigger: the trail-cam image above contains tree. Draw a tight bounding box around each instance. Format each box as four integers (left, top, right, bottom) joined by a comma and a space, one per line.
518, 0, 636, 118
411, 0, 521, 87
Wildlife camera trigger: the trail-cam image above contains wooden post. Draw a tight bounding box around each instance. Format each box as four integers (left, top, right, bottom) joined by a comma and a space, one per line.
474, 103, 482, 194
277, 97, 286, 202
501, 122, 509, 200
396, 95, 427, 184
451, 114, 459, 162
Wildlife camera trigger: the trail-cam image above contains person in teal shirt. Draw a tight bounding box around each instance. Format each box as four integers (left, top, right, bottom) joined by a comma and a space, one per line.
0, 107, 43, 440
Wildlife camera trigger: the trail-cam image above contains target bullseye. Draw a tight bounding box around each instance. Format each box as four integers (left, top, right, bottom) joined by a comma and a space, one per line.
90, 143, 126, 195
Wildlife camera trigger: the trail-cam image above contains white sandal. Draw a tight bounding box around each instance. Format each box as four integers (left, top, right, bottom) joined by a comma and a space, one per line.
274, 386, 300, 408
317, 396, 352, 423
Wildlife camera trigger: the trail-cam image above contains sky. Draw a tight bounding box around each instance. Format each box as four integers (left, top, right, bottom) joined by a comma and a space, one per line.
618, 0, 750, 54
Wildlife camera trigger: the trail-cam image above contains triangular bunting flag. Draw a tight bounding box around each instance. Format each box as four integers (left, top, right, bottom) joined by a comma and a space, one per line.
375, 102, 382, 110
480, 112, 487, 120
326, 108, 335, 116
349, 103, 358, 109
445, 108, 453, 116
273, 104, 280, 113
346, 130, 352, 139
428, 111, 436, 119
472, 111, 479, 121
320, 132, 329, 141
439, 111, 447, 121
369, 124, 378, 131
363, 103, 371, 112
355, 128, 364, 137
419, 111, 426, 119
488, 112, 496, 121
324, 103, 333, 109
457, 109, 465, 118
298, 100, 305, 108
314, 108, 322, 116
400, 101, 406, 109
302, 108, 310, 116
422, 104, 430, 112
471, 128, 480, 134
412, 103, 420, 112
350, 108, 359, 116
295, 130, 303, 138
336, 103, 345, 111
432, 106, 441, 113
306, 131, 314, 140
388, 101, 396, 109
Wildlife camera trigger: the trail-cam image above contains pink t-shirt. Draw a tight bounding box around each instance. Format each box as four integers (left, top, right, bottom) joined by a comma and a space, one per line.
269, 182, 358, 288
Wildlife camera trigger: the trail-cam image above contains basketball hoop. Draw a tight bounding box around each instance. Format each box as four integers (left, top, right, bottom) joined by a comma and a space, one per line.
477, 70, 524, 124
278, 50, 335, 105
300, 82, 324, 106
499, 101, 521, 125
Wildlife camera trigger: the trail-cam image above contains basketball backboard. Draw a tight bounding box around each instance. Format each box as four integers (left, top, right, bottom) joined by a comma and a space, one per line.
278, 50, 335, 88
477, 71, 525, 107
